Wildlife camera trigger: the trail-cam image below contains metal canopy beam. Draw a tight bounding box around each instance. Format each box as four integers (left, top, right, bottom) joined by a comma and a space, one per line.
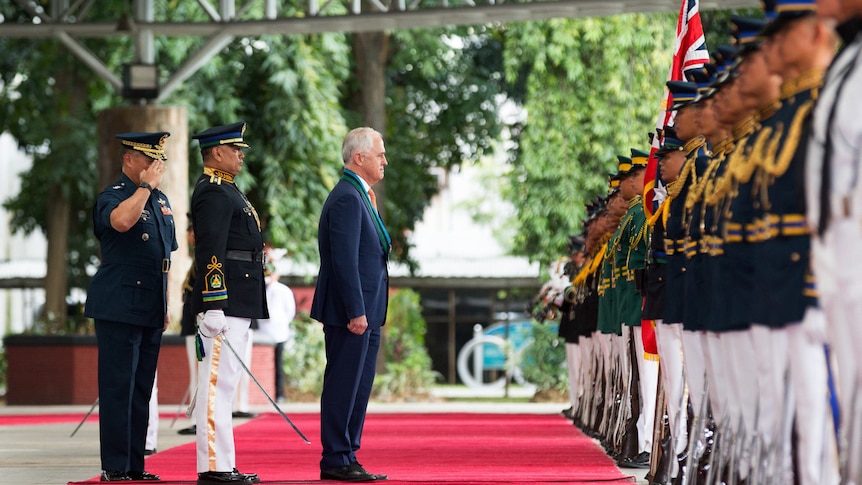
1, 0, 758, 99
1, 0, 759, 38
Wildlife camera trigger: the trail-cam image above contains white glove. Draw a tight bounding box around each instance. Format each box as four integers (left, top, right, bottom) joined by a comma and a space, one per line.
198, 309, 227, 337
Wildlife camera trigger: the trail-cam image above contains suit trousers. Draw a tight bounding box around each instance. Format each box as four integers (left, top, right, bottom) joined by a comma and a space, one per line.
196, 316, 251, 473
94, 320, 162, 473
320, 325, 381, 469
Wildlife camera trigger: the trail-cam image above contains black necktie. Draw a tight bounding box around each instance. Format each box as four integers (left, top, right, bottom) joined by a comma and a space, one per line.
818, 45, 861, 236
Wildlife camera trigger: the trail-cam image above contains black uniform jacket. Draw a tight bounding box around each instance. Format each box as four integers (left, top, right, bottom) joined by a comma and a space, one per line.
190, 170, 268, 319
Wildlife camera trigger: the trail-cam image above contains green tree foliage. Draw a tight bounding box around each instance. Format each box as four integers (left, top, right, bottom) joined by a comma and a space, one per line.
0, 4, 127, 290
167, 33, 353, 262
1, 1, 763, 314
382, 26, 507, 265
499, 15, 676, 267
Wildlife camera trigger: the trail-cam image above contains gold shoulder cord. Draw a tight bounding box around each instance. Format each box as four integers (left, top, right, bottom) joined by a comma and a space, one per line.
688, 142, 726, 211
759, 69, 823, 179
761, 100, 816, 178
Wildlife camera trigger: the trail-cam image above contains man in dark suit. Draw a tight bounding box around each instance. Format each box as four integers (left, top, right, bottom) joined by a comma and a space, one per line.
190, 121, 268, 485
312, 127, 390, 482
85, 131, 177, 482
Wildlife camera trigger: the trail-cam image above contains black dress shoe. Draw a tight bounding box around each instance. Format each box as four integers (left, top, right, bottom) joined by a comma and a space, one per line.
128, 471, 160, 480
617, 451, 651, 469
197, 471, 253, 485
231, 411, 258, 419
178, 425, 197, 435
233, 468, 260, 484
101, 470, 131, 481
352, 462, 388, 480
320, 464, 374, 482
144, 448, 156, 456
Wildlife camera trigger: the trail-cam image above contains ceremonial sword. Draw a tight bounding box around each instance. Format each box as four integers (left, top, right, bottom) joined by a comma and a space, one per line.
220, 333, 311, 444
70, 397, 99, 438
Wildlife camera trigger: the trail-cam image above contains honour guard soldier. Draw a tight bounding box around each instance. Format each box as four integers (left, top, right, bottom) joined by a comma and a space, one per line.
595, 176, 628, 455
645, 127, 688, 483
679, 53, 731, 482
807, 0, 862, 482
620, 148, 658, 466
85, 132, 177, 482
190, 121, 268, 485
559, 234, 587, 420
571, 205, 605, 429
701, 20, 780, 483
751, 2, 840, 482
618, 149, 654, 469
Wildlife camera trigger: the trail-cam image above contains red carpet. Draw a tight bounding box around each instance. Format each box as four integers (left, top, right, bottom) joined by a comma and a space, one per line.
0, 412, 177, 427
66, 413, 634, 484
0, 413, 101, 426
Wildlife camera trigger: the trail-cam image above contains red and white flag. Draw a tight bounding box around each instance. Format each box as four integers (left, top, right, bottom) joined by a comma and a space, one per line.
643, 0, 709, 218
642, 0, 709, 359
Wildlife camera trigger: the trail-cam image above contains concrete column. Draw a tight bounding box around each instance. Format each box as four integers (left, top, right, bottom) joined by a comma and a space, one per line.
97, 106, 190, 329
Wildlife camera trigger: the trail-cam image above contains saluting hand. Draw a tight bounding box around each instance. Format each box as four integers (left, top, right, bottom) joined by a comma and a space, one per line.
140, 159, 167, 190
347, 315, 368, 335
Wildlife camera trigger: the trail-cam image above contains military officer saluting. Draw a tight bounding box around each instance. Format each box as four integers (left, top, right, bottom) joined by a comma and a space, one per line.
190, 121, 268, 485
85, 132, 177, 482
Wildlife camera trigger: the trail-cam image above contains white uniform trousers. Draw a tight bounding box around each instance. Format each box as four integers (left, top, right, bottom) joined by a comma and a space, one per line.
233, 328, 254, 413
681, 330, 708, 422
186, 335, 198, 402
702, 332, 729, 430
566, 342, 581, 411
196, 316, 252, 473
721, 329, 758, 479
632, 325, 658, 454
750, 324, 791, 481
788, 307, 840, 485
655, 322, 688, 463
146, 372, 158, 451
813, 219, 862, 485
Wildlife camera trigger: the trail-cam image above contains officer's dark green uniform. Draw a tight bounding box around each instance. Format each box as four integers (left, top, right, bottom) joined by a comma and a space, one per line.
85, 132, 177, 480
597, 174, 622, 335
618, 150, 649, 329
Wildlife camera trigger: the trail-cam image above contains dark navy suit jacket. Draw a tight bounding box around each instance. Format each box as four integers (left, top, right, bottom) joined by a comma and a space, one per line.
311, 177, 389, 327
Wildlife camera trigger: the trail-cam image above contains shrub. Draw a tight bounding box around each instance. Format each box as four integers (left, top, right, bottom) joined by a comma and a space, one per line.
373, 289, 440, 400
282, 289, 439, 402
519, 320, 567, 396
282, 312, 326, 397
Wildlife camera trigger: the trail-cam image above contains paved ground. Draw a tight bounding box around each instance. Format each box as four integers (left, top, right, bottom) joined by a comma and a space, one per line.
0, 388, 649, 485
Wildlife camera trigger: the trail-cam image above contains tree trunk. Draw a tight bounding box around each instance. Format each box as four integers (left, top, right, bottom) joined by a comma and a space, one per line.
353, 30, 390, 219
43, 183, 71, 331
353, 25, 390, 375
